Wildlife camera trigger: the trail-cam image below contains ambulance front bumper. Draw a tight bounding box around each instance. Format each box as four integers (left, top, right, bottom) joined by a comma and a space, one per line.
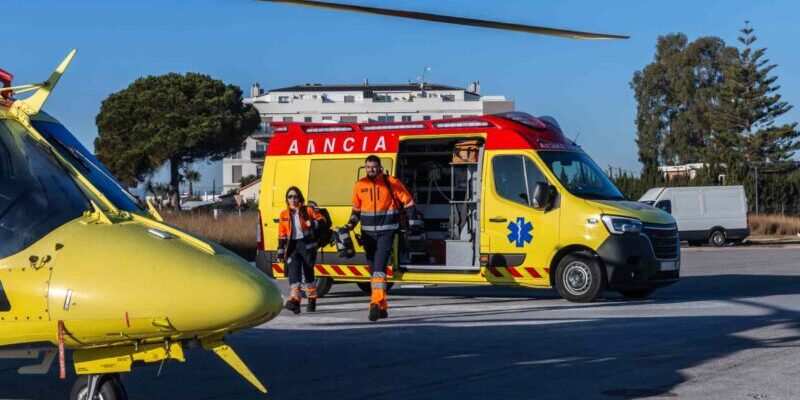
596, 228, 680, 290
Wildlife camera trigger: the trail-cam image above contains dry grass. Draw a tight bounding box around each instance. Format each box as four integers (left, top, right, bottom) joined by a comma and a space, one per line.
748, 214, 800, 236
162, 211, 259, 261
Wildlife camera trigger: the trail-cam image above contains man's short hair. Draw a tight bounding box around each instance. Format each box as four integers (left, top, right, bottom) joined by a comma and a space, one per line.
365, 155, 381, 165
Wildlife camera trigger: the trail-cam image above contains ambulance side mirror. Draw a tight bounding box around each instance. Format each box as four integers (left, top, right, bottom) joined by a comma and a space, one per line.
531, 182, 550, 210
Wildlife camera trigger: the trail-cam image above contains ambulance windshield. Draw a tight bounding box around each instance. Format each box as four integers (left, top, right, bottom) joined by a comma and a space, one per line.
31, 120, 145, 213
539, 151, 626, 201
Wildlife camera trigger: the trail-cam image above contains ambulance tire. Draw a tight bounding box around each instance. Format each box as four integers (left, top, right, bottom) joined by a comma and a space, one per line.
555, 253, 605, 303
315, 277, 333, 298
70, 374, 128, 400
356, 282, 394, 295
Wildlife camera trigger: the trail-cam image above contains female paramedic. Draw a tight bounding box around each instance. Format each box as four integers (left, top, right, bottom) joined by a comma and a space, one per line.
276, 186, 326, 313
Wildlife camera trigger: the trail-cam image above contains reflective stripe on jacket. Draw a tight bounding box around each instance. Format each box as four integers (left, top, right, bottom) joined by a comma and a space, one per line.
277, 206, 326, 258
351, 173, 415, 233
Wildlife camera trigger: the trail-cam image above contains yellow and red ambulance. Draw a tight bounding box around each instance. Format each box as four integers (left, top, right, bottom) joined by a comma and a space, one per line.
256, 112, 679, 302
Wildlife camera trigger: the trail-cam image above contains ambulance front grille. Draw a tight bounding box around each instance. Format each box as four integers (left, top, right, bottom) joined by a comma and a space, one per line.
642, 223, 679, 260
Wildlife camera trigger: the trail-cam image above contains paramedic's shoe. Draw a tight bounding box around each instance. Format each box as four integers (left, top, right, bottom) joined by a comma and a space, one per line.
379, 308, 388, 319
306, 298, 317, 312
368, 304, 381, 322
285, 299, 301, 315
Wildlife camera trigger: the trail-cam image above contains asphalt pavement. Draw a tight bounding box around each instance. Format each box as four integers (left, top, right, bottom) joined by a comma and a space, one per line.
3, 246, 800, 400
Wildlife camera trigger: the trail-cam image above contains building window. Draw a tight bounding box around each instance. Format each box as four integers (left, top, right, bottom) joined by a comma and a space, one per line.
340, 116, 358, 123
322, 116, 333, 121
344, 95, 355, 103
304, 116, 313, 122
423, 115, 431, 121
377, 115, 395, 122
263, 116, 273, 122
256, 142, 267, 152
231, 151, 242, 160
278, 96, 290, 103
443, 115, 453, 119
374, 94, 391, 103
442, 94, 455, 102
232, 165, 242, 183
461, 114, 477, 118
283, 116, 293, 122
256, 165, 263, 178
401, 116, 412, 122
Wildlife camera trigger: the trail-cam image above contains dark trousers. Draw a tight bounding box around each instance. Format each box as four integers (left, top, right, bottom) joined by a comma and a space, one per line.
286, 239, 315, 285
362, 231, 395, 274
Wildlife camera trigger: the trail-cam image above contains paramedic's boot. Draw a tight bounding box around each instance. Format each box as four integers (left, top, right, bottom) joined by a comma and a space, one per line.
285, 299, 301, 315
368, 304, 381, 322
306, 298, 317, 312
379, 307, 388, 319
305, 285, 318, 312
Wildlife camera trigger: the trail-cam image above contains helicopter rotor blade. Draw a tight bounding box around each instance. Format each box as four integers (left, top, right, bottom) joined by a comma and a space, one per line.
259, 0, 629, 40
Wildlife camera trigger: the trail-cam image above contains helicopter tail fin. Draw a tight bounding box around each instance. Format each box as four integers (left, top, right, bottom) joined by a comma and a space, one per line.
16, 49, 76, 115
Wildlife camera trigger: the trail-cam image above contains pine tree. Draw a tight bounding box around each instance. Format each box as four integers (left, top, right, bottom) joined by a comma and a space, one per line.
712, 22, 799, 184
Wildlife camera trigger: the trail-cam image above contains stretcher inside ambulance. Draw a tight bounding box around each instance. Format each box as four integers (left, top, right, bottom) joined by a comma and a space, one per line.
257, 112, 680, 302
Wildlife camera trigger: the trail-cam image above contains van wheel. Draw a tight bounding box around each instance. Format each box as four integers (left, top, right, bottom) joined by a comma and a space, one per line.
619, 288, 655, 299
555, 253, 605, 303
356, 282, 394, 295
708, 230, 726, 247
315, 277, 333, 298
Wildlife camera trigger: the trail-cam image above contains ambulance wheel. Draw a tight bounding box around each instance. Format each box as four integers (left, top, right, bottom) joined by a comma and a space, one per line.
356, 282, 394, 295
315, 277, 333, 298
69, 374, 128, 400
555, 253, 605, 303
619, 288, 655, 299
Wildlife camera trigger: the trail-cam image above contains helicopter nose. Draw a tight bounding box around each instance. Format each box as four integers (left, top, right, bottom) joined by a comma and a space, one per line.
216, 259, 284, 327
172, 255, 284, 332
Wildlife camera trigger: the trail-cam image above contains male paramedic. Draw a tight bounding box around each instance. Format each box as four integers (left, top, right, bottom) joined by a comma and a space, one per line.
346, 155, 416, 321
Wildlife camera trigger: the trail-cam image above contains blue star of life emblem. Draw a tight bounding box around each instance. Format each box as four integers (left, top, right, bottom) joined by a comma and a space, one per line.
507, 217, 533, 248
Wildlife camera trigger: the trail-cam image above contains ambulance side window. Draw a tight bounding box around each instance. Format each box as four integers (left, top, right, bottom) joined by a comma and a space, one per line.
0, 120, 90, 259
492, 155, 547, 207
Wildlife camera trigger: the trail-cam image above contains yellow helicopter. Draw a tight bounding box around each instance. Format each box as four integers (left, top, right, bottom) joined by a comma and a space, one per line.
0, 50, 283, 399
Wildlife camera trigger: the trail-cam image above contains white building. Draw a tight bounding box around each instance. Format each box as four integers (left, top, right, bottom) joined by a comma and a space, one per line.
222, 81, 514, 193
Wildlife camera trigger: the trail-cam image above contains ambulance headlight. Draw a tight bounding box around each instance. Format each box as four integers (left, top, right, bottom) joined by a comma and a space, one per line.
601, 215, 643, 235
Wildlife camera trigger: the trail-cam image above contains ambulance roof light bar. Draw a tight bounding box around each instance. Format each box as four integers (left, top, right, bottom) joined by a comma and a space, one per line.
433, 120, 491, 129
361, 123, 426, 131
270, 125, 289, 133
304, 125, 354, 133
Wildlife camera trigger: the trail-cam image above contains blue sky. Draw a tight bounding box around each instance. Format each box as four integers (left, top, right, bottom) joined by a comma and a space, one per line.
3, 0, 799, 192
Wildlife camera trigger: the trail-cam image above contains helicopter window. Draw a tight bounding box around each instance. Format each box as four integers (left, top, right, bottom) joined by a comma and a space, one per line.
0, 120, 90, 259
31, 121, 143, 213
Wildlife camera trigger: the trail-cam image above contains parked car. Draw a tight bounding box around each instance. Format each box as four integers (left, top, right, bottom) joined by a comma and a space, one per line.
639, 186, 749, 246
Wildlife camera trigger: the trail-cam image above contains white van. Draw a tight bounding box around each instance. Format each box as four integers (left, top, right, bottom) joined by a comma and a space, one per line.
639, 186, 749, 247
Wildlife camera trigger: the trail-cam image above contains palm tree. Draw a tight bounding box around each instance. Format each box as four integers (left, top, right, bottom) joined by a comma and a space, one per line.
183, 169, 201, 197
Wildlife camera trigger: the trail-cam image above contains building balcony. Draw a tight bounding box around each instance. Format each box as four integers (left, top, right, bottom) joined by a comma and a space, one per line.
252, 130, 273, 140
251, 150, 267, 162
